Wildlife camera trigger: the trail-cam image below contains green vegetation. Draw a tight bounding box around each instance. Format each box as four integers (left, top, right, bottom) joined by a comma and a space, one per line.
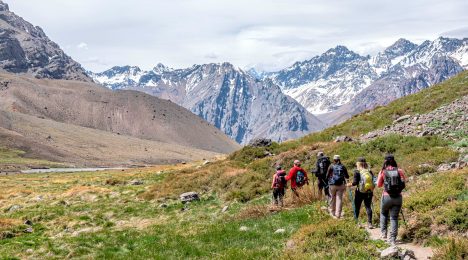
1, 71, 467, 258
0, 147, 64, 171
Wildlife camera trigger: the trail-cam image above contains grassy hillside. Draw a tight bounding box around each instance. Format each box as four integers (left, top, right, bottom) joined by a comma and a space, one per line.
0, 71, 467, 259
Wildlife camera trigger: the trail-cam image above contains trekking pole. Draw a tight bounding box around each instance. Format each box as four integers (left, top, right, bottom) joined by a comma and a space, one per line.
400, 209, 407, 228
347, 187, 357, 223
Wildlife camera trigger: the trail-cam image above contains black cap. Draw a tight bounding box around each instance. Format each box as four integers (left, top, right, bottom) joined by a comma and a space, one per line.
358, 157, 366, 163
385, 154, 394, 160
276, 165, 282, 170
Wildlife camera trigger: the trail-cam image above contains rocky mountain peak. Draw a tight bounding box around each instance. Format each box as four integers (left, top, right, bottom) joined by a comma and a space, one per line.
0, 1, 92, 81
0, 1, 9, 11
384, 38, 417, 56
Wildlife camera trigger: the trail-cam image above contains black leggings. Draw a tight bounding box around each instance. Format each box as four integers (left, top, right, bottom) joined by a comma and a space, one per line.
354, 191, 373, 223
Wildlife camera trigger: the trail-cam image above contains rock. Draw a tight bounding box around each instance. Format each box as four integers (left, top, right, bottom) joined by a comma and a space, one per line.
239, 226, 249, 232
24, 227, 34, 233
334, 135, 353, 142
221, 206, 229, 213
249, 138, 273, 147
0, 231, 15, 239
286, 240, 295, 249
203, 161, 211, 165
25, 249, 34, 254
380, 246, 399, 259
400, 249, 416, 260
393, 115, 411, 124
129, 179, 144, 185
263, 151, 273, 157
7, 205, 22, 212
24, 220, 33, 226
274, 229, 286, 234
180, 192, 200, 203
159, 203, 168, 208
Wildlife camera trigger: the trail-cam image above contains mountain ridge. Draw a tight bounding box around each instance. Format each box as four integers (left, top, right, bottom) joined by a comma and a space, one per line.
91, 62, 325, 144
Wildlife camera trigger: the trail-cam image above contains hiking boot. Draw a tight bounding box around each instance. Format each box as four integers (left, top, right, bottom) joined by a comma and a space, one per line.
388, 238, 396, 247
380, 233, 387, 240
332, 215, 338, 220
367, 223, 374, 229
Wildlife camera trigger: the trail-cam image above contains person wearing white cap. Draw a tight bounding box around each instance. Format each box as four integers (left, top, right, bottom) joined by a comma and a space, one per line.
327, 155, 349, 219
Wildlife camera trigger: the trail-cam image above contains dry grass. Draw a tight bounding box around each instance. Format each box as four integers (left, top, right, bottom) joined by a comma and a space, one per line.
63, 186, 111, 197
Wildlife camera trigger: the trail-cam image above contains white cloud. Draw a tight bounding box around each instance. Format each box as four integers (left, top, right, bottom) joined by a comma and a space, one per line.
76, 42, 88, 50
6, 0, 468, 72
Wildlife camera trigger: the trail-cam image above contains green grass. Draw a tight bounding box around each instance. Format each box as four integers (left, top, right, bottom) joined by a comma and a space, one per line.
0, 147, 64, 170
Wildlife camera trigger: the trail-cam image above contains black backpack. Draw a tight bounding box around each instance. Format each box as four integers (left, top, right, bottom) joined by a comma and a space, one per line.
384, 168, 405, 197
317, 157, 331, 177
329, 164, 345, 185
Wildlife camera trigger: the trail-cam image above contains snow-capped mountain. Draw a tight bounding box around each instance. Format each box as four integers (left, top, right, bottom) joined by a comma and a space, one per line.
91, 63, 324, 144
269, 37, 467, 123
271, 46, 378, 114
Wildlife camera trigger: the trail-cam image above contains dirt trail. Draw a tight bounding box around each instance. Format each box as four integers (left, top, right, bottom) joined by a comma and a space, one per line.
366, 227, 433, 259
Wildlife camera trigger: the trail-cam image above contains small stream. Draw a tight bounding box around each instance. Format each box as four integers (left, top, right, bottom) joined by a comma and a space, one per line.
20, 167, 126, 174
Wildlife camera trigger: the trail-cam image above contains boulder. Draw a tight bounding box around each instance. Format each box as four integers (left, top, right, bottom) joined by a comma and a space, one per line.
221, 206, 229, 213
180, 192, 200, 203
334, 135, 353, 142
24, 227, 34, 233
400, 249, 416, 260
393, 115, 411, 124
7, 205, 22, 212
129, 179, 144, 185
380, 246, 399, 259
249, 138, 273, 147
203, 160, 211, 165
24, 220, 33, 226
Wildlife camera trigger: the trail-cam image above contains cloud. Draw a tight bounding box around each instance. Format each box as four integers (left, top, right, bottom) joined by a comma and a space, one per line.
7, 0, 468, 72
76, 42, 89, 50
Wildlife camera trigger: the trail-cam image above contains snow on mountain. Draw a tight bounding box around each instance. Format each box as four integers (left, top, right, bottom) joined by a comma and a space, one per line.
270, 37, 467, 119
92, 62, 324, 144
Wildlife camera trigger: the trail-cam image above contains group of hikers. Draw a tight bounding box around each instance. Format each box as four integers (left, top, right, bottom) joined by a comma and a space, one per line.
271, 152, 406, 246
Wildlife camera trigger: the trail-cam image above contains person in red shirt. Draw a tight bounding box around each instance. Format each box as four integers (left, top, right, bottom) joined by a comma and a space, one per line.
285, 160, 309, 197
377, 154, 406, 246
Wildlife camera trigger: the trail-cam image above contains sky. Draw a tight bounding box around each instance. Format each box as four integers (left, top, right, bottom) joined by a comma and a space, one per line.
6, 0, 468, 72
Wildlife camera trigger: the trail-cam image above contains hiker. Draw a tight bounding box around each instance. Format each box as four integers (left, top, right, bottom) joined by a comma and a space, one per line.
314, 151, 331, 200
377, 154, 406, 246
346, 157, 375, 228
271, 165, 287, 207
286, 160, 309, 197
327, 155, 349, 219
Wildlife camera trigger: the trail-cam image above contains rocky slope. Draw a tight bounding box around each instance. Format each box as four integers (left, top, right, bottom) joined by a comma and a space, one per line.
361, 95, 467, 141
91, 63, 324, 144
0, 1, 91, 81
0, 72, 240, 165
269, 37, 467, 124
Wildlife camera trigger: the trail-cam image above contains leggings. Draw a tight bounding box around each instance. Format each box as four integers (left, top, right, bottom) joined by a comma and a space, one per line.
354, 191, 373, 223
380, 194, 402, 242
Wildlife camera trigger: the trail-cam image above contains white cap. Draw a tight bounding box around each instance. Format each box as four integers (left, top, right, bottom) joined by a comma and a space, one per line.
333, 155, 340, 160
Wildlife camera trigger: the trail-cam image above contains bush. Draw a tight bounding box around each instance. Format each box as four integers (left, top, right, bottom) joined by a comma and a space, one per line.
433, 238, 468, 260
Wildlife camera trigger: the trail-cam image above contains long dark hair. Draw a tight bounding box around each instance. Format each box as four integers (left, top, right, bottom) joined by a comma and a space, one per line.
382, 155, 398, 169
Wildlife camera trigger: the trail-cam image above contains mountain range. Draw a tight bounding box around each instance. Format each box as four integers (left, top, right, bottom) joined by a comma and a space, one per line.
90, 63, 324, 144
0, 0, 239, 166
92, 37, 467, 141
267, 37, 467, 124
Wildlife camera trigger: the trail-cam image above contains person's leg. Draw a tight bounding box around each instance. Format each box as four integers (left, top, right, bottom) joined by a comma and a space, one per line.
364, 193, 373, 225
317, 179, 324, 199
279, 188, 285, 207
354, 191, 363, 221
272, 189, 279, 205
335, 184, 345, 218
329, 185, 337, 216
389, 195, 403, 245
380, 195, 391, 239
